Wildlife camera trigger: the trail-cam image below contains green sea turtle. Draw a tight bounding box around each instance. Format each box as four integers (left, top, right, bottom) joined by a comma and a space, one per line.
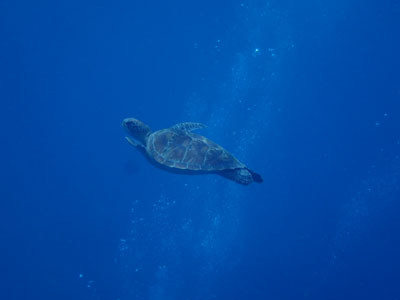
122, 118, 263, 185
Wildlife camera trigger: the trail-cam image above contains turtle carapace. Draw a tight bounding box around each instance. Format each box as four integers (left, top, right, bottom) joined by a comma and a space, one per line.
122, 118, 263, 185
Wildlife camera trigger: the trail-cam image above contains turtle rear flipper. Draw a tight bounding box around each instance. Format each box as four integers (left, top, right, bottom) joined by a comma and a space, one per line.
247, 168, 263, 183
171, 122, 207, 131
219, 168, 263, 185
219, 168, 252, 185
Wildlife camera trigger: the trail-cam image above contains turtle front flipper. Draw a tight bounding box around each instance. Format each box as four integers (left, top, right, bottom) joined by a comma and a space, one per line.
125, 136, 147, 158
125, 136, 144, 148
171, 122, 207, 131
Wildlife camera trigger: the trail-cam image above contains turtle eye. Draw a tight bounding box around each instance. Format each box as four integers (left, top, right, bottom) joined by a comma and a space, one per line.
123, 121, 136, 134
128, 122, 137, 131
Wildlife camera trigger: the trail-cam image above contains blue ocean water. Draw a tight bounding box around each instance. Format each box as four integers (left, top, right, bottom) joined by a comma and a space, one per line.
1, 0, 400, 299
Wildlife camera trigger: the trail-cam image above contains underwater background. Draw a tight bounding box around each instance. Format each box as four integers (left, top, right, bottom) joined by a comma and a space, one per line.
1, 0, 400, 299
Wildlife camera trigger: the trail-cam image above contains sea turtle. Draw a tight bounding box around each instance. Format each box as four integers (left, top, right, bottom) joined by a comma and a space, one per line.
122, 118, 263, 185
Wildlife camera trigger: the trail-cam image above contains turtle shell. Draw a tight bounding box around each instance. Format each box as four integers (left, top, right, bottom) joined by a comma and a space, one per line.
146, 128, 244, 171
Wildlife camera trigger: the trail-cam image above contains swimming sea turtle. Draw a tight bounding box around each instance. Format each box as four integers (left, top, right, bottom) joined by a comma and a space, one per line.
122, 118, 263, 185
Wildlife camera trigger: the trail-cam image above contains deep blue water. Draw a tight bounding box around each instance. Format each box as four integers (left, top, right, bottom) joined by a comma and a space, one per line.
1, 0, 400, 299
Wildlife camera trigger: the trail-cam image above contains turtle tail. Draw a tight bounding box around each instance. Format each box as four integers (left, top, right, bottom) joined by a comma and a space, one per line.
247, 168, 263, 183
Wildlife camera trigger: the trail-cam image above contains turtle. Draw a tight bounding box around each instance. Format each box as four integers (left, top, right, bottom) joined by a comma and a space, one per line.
122, 118, 263, 185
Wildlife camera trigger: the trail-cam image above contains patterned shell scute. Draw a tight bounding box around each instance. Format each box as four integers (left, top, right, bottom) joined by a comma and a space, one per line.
147, 128, 243, 171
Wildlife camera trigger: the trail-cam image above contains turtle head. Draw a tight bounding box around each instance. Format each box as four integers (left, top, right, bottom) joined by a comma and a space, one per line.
122, 118, 152, 146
